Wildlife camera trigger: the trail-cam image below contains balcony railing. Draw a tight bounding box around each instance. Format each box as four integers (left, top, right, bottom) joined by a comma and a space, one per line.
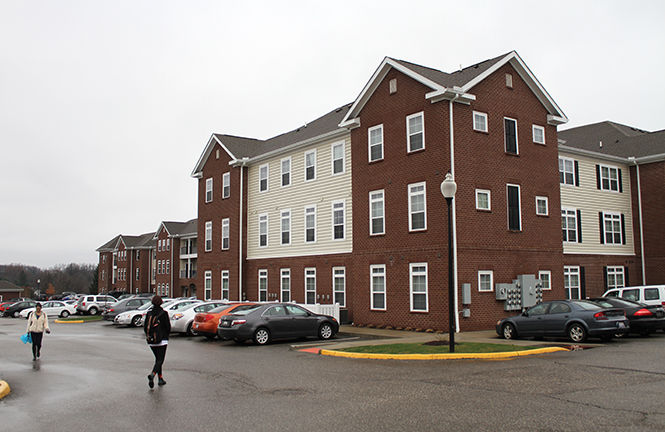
180, 270, 197, 279
180, 246, 197, 256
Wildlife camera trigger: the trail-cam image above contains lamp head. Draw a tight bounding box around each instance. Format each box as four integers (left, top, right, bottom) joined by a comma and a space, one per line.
440, 173, 457, 199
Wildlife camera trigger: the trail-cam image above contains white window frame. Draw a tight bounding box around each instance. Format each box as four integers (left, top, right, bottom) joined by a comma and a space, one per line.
409, 263, 428, 312
532, 125, 545, 145
333, 266, 346, 307
370, 264, 386, 311
478, 270, 494, 292
332, 141, 345, 175
406, 112, 425, 153
599, 164, 620, 192
166, 260, 169, 275
280, 209, 291, 245
304, 206, 316, 243
332, 200, 345, 240
368, 124, 384, 162
158, 240, 162, 252
304, 150, 316, 182
204, 271, 212, 301
205, 178, 213, 203
559, 157, 576, 186
475, 189, 491, 211
564, 266, 581, 300
258, 269, 268, 302
304, 268, 316, 305
538, 270, 552, 291
222, 172, 230, 198
561, 208, 578, 243
369, 190, 385, 236
607, 266, 625, 290
506, 183, 522, 231
473, 111, 488, 133
259, 164, 269, 192
603, 212, 623, 245
280, 268, 291, 302
221, 218, 230, 250
221, 270, 229, 300
408, 182, 427, 232
504, 117, 518, 154
536, 196, 549, 216
205, 221, 212, 252
281, 157, 291, 187
258, 214, 268, 248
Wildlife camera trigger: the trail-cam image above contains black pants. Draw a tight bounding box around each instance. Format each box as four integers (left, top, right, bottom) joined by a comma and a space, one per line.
30, 332, 43, 358
150, 345, 167, 376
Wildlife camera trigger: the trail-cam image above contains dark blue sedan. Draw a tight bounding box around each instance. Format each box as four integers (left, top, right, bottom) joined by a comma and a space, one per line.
496, 300, 629, 342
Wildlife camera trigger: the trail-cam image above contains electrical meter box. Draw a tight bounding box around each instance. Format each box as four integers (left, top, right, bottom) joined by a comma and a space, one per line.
518, 274, 542, 308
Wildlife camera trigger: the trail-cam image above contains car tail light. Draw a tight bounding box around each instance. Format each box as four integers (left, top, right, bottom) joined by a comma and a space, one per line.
108, 309, 114, 312
593, 311, 608, 320
231, 319, 246, 326
634, 308, 653, 317
204, 314, 214, 321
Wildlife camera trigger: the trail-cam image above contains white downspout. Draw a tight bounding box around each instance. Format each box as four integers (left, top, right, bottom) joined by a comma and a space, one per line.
238, 158, 248, 301
630, 157, 646, 285
449, 98, 459, 333
170, 239, 174, 297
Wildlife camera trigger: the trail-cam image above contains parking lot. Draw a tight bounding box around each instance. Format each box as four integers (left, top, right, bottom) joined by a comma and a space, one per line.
1, 316, 665, 431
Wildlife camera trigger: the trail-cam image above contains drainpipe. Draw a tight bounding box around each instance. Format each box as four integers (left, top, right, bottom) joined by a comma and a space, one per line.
448, 97, 460, 333
171, 238, 174, 297
236, 157, 249, 301
629, 157, 646, 284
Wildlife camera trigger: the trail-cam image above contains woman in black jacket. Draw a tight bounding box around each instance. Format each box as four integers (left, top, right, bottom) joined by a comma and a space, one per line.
143, 295, 171, 388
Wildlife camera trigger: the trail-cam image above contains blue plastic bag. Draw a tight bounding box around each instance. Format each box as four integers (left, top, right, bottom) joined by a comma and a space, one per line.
20, 333, 32, 344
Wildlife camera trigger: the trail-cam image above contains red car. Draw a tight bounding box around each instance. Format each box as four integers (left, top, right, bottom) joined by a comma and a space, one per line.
0, 301, 16, 312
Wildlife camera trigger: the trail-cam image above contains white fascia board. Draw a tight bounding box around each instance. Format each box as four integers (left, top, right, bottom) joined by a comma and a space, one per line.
634, 153, 665, 164
152, 223, 171, 240
246, 128, 348, 164
548, 115, 568, 126
339, 118, 361, 129
558, 144, 629, 164
191, 134, 238, 178
426, 87, 476, 104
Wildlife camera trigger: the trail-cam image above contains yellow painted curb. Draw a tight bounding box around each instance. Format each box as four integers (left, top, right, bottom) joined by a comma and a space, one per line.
54, 319, 85, 324
319, 346, 569, 360
0, 380, 10, 400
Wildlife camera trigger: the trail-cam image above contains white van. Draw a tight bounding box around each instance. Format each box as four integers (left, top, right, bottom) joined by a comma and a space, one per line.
603, 285, 665, 307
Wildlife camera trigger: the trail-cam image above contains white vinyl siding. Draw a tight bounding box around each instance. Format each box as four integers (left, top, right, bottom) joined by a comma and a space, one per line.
369, 190, 385, 235
410, 263, 428, 312
408, 182, 427, 232
370, 264, 386, 310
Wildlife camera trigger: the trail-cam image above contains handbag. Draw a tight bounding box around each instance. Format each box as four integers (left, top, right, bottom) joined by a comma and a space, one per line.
20, 333, 32, 344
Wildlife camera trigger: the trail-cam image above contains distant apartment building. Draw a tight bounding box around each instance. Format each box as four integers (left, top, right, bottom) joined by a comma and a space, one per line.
153, 219, 198, 298
96, 233, 155, 294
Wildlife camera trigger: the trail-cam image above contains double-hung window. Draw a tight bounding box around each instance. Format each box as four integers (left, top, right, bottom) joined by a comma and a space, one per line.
598, 165, 620, 192
222, 172, 230, 198
258, 270, 268, 302
606, 266, 625, 290
407, 112, 424, 152
370, 264, 386, 310
304, 150, 316, 181
564, 266, 580, 299
507, 184, 521, 231
478, 271, 493, 292
281, 157, 291, 187
305, 268, 316, 304
258, 214, 268, 247
561, 208, 579, 243
204, 221, 212, 252
532, 125, 545, 144
135, 268, 140, 280
504, 117, 518, 154
559, 157, 577, 186
408, 182, 427, 231
281, 210, 291, 245
475, 189, 491, 211
221, 218, 230, 250
332, 201, 345, 240
473, 111, 488, 132
259, 164, 269, 192
221, 270, 229, 300
368, 125, 384, 162
333, 267, 346, 307
602, 212, 623, 245
332, 142, 345, 174
536, 196, 549, 216
280, 269, 291, 302
410, 263, 428, 312
166, 260, 169, 275
369, 190, 385, 235
205, 178, 213, 203
204, 271, 212, 301
538, 270, 551, 290
304, 206, 316, 243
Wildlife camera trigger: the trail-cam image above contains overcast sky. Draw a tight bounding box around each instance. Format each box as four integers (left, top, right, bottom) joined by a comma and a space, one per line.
1, 0, 664, 268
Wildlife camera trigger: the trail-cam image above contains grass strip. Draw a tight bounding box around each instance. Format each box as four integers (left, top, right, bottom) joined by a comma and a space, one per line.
57, 315, 103, 322
338, 342, 541, 354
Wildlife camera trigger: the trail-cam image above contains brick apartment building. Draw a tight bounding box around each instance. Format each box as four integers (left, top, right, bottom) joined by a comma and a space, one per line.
96, 233, 155, 295
153, 219, 198, 298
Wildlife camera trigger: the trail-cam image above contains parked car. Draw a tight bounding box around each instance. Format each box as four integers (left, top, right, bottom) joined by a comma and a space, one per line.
20, 301, 77, 319
589, 297, 665, 336
496, 300, 629, 342
170, 301, 228, 336
3, 301, 38, 318
0, 301, 16, 313
603, 285, 665, 307
192, 303, 255, 339
101, 297, 151, 321
75, 295, 117, 315
135, 299, 202, 326
114, 301, 158, 327
217, 303, 339, 345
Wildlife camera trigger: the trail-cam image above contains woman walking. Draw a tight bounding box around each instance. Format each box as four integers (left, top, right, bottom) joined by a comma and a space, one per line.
26, 303, 50, 361
143, 295, 170, 388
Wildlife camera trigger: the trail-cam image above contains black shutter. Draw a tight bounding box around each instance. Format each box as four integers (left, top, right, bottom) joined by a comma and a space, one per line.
596, 165, 601, 189
624, 266, 629, 286
621, 214, 626, 245
618, 169, 623, 193
505, 119, 517, 154
507, 185, 521, 230
576, 209, 582, 243
580, 267, 586, 299
599, 212, 605, 244
574, 161, 580, 187
603, 266, 608, 290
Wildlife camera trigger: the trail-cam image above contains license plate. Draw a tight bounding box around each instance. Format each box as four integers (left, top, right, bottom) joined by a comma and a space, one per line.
617, 322, 625, 328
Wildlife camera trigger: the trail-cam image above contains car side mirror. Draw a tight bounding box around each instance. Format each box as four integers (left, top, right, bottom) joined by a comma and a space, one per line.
522, 311, 529, 317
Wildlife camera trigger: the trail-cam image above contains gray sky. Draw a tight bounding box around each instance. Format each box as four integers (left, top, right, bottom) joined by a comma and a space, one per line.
1, 0, 664, 268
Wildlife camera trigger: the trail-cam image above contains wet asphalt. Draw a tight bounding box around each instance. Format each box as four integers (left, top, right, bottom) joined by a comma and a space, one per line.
1, 317, 665, 431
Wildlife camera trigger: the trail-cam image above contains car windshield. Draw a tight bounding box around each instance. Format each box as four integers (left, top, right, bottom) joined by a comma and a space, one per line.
228, 305, 262, 316
590, 299, 614, 308
572, 300, 603, 310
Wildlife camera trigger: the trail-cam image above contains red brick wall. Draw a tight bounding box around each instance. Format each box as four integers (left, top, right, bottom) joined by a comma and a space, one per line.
115, 243, 127, 292
155, 228, 178, 296
98, 252, 113, 293
134, 248, 153, 294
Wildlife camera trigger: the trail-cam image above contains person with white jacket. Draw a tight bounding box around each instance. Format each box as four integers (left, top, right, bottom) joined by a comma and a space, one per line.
26, 303, 50, 361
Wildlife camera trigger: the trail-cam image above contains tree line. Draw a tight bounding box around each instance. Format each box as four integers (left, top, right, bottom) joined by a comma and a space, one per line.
0, 263, 98, 296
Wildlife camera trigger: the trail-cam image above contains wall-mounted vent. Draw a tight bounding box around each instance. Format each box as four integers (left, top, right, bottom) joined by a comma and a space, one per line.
389, 78, 397, 94
505, 73, 513, 88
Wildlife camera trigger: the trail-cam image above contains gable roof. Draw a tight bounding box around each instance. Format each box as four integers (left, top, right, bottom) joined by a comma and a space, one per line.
0, 280, 24, 292
155, 219, 198, 239
96, 235, 121, 252
114, 232, 156, 251
559, 121, 665, 160
340, 51, 568, 127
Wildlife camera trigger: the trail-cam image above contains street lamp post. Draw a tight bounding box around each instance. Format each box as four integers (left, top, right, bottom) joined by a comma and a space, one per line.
440, 173, 457, 353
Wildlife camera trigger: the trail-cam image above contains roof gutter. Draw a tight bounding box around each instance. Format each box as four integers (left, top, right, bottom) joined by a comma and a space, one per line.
628, 156, 646, 285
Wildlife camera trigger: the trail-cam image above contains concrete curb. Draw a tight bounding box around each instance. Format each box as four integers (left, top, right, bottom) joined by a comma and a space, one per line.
54, 319, 84, 324
318, 346, 569, 360
0, 380, 10, 400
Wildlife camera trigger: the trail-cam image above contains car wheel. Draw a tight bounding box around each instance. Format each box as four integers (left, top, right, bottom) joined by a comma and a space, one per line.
89, 307, 98, 315
502, 323, 517, 340
185, 322, 194, 337
319, 323, 333, 340
60, 310, 70, 318
253, 327, 270, 345
568, 323, 587, 343
13, 311, 20, 318
131, 315, 141, 327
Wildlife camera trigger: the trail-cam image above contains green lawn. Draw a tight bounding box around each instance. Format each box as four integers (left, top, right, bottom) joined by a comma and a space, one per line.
57, 315, 103, 322
338, 342, 541, 354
